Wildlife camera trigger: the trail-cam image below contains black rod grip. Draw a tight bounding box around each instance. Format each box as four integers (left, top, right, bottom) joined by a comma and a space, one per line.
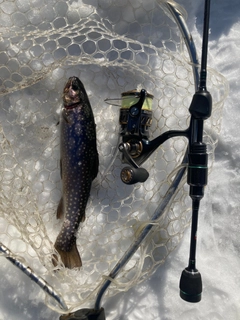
179, 268, 202, 303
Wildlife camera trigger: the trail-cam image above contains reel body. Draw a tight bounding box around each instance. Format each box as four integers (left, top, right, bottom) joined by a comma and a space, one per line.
118, 89, 153, 184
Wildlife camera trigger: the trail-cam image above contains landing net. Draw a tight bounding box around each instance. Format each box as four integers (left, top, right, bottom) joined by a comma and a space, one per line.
0, 0, 228, 313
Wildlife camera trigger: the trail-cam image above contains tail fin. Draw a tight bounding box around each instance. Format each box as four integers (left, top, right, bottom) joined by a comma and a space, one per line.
53, 242, 82, 269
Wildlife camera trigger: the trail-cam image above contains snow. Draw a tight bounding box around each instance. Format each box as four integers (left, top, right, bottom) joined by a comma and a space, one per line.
0, 0, 240, 319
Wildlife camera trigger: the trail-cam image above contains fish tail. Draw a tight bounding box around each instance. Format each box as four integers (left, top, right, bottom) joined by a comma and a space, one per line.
53, 242, 82, 269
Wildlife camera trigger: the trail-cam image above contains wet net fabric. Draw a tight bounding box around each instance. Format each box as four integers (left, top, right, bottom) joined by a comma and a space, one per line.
0, 0, 228, 313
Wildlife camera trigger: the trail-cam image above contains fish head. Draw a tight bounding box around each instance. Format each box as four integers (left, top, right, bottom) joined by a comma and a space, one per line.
63, 77, 85, 107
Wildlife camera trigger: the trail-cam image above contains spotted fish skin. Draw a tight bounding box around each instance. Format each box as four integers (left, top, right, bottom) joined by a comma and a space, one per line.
53, 76, 99, 269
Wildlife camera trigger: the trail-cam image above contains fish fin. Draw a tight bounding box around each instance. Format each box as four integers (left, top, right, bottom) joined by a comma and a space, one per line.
81, 213, 86, 223
53, 242, 82, 269
57, 197, 64, 219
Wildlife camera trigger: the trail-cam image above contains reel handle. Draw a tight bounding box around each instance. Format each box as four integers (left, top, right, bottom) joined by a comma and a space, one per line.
179, 267, 202, 303
120, 166, 149, 184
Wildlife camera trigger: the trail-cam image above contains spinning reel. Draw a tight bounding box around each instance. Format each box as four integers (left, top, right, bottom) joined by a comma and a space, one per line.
117, 88, 183, 184
118, 89, 152, 184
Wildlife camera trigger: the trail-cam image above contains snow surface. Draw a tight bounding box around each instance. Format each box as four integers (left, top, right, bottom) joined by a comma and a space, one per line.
0, 0, 240, 319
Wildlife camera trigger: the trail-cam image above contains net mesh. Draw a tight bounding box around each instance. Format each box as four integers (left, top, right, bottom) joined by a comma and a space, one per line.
0, 0, 228, 313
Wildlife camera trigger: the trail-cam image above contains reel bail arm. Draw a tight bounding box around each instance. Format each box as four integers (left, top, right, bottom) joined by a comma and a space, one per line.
126, 89, 147, 136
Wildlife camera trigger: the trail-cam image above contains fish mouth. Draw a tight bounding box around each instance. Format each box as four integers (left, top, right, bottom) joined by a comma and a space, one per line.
63, 77, 82, 107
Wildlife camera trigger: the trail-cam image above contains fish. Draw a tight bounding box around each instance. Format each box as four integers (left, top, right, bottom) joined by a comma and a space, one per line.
53, 76, 99, 269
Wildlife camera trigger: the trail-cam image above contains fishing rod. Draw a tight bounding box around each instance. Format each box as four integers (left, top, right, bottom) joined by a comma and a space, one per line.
179, 0, 211, 303
58, 1, 213, 319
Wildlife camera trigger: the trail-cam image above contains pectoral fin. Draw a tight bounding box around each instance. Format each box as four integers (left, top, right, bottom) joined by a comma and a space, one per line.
57, 197, 64, 219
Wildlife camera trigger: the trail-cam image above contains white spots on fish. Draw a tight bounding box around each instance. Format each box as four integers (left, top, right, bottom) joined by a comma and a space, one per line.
63, 219, 71, 228
55, 77, 98, 255
74, 122, 83, 136
68, 137, 76, 150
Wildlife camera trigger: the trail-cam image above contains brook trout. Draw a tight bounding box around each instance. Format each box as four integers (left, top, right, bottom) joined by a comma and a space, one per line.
53, 76, 99, 269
